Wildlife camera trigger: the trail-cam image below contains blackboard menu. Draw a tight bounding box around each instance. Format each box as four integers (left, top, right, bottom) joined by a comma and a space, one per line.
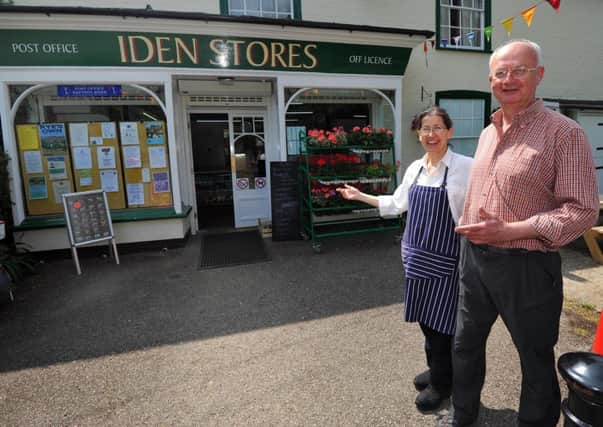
270, 161, 301, 241
63, 190, 113, 246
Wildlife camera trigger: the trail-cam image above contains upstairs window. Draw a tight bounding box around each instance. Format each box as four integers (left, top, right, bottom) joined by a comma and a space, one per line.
224, 0, 299, 19
438, 0, 491, 51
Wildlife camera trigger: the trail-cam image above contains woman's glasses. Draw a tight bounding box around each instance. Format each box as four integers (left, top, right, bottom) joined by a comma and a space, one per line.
419, 126, 447, 135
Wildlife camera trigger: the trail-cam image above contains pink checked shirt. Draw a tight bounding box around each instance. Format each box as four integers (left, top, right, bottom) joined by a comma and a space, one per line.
461, 99, 599, 251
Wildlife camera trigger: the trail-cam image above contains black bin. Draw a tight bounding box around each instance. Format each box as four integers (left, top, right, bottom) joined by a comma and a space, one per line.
558, 352, 603, 427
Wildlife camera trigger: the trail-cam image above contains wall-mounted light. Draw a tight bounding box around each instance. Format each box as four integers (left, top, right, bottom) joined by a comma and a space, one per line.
217, 76, 235, 85
143, 112, 159, 121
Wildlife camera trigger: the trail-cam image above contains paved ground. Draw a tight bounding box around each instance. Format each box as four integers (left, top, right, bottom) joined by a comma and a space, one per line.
0, 232, 600, 427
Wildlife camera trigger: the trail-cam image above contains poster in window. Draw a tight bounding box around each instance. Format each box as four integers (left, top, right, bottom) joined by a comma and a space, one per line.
17, 125, 39, 150
72, 147, 92, 170
39, 123, 67, 155
152, 171, 170, 193
120, 122, 139, 145
28, 176, 48, 200
126, 183, 145, 205
145, 121, 165, 145
79, 169, 93, 187
52, 180, 72, 204
148, 146, 167, 168
47, 155, 67, 180
97, 146, 116, 169
24, 150, 43, 174
69, 123, 89, 147
101, 122, 116, 139
123, 146, 142, 168
100, 170, 119, 193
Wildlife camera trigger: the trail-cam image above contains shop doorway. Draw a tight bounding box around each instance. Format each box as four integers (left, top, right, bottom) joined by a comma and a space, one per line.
190, 112, 270, 230
190, 113, 233, 229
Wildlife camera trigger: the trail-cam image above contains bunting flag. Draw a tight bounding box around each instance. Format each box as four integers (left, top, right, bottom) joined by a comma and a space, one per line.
522, 6, 537, 27
484, 26, 493, 43
547, 0, 561, 12
501, 16, 514, 36
420, 0, 563, 56
424, 41, 429, 67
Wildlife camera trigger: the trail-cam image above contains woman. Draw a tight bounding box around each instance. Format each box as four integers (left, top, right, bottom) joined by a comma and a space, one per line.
337, 107, 472, 412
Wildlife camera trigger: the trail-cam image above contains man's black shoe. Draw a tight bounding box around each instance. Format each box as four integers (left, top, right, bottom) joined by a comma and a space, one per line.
436, 407, 476, 426
415, 384, 450, 412
413, 369, 430, 391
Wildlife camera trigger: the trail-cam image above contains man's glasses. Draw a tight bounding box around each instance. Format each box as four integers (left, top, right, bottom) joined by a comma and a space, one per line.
492, 66, 538, 80
419, 126, 447, 135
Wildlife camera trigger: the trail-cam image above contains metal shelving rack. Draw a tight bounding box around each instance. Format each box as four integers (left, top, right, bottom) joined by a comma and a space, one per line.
299, 138, 402, 253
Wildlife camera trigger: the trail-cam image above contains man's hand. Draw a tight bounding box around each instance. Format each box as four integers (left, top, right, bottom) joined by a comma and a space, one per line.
455, 208, 539, 244
455, 208, 507, 244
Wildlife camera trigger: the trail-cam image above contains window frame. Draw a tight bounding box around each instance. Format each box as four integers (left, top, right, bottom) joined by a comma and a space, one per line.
436, 0, 491, 53
436, 90, 491, 157
220, 0, 302, 20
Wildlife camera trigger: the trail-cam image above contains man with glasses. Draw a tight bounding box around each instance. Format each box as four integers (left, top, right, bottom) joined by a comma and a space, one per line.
439, 40, 599, 426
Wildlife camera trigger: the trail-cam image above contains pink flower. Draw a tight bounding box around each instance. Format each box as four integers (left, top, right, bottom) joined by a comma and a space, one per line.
352, 126, 361, 132
387, 130, 393, 136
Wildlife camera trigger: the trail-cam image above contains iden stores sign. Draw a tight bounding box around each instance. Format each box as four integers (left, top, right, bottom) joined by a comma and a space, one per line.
1, 30, 411, 76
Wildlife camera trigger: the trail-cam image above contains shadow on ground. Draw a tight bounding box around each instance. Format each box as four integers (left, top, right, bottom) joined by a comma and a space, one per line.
0, 232, 404, 373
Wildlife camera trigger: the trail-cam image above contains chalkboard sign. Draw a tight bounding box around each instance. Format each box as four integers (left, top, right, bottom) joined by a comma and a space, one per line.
270, 161, 301, 241
62, 190, 114, 246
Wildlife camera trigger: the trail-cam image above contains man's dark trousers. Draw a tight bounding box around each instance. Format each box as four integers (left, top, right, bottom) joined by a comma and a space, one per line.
451, 239, 563, 427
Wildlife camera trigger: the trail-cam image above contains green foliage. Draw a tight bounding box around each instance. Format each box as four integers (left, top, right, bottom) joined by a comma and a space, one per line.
0, 243, 35, 285
0, 150, 36, 286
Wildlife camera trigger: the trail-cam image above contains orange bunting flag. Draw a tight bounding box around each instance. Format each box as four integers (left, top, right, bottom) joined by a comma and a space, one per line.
501, 16, 514, 36
521, 6, 537, 27
423, 41, 428, 53
547, 0, 561, 12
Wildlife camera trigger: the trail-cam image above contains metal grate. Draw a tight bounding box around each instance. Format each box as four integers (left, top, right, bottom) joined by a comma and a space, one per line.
198, 230, 271, 270
187, 95, 267, 106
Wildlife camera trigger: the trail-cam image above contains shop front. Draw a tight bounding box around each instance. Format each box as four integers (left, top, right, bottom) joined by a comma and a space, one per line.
0, 10, 431, 251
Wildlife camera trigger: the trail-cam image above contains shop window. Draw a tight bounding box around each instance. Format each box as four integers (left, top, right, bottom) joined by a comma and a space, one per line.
221, 0, 301, 19
284, 87, 395, 158
11, 84, 173, 216
436, 90, 491, 157
437, 0, 491, 52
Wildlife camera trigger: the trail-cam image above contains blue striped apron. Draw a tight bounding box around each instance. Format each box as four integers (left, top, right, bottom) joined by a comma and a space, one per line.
401, 167, 460, 335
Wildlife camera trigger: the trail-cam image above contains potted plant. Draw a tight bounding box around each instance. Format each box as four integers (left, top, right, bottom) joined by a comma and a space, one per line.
0, 243, 35, 303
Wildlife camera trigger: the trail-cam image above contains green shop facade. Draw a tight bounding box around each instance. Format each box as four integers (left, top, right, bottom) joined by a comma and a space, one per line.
0, 10, 431, 251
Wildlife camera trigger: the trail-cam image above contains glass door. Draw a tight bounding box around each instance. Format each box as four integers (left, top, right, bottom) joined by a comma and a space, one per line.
230, 113, 270, 228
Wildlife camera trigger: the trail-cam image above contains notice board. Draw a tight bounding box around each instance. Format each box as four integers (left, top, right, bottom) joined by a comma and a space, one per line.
62, 190, 114, 246
270, 161, 301, 241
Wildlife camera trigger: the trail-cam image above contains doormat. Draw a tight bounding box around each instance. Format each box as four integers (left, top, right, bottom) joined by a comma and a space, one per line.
198, 229, 271, 270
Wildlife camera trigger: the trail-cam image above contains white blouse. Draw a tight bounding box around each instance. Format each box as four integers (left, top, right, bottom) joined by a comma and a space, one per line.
377, 149, 473, 224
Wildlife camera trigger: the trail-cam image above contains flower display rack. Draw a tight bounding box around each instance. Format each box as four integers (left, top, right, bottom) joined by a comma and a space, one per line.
299, 129, 401, 253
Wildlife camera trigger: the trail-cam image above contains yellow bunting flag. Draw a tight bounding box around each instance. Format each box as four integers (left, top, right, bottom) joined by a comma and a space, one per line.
521, 6, 537, 27
484, 26, 493, 43
501, 16, 514, 36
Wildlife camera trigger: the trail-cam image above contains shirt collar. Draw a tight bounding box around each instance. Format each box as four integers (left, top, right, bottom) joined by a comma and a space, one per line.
491, 98, 545, 129
420, 148, 452, 169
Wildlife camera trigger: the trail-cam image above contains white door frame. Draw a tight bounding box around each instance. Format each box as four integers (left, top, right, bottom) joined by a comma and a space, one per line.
228, 110, 271, 228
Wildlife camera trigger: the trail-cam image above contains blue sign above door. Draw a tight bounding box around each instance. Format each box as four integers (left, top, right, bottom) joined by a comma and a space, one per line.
57, 85, 122, 97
